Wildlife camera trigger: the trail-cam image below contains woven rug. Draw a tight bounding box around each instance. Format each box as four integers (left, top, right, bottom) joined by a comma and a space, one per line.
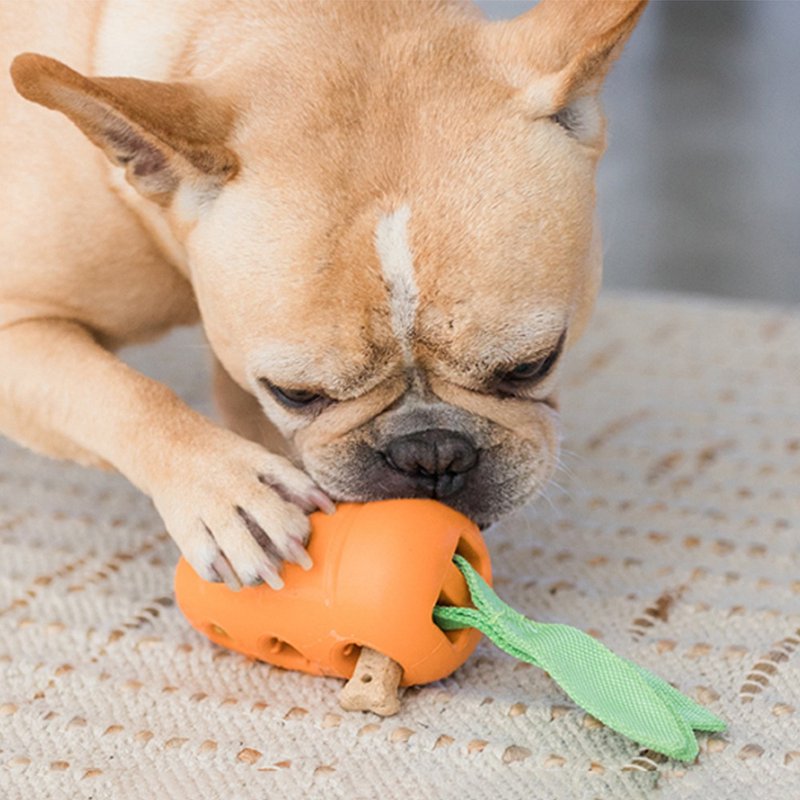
1, 290, 798, 799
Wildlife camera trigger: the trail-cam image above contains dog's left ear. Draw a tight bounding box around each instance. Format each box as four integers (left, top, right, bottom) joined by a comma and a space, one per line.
10, 53, 238, 206
481, 0, 647, 147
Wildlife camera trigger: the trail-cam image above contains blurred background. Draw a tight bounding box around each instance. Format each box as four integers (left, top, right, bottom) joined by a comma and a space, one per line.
477, 0, 800, 304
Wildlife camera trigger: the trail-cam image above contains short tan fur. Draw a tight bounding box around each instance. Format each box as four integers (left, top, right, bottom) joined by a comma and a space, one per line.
1, 0, 645, 588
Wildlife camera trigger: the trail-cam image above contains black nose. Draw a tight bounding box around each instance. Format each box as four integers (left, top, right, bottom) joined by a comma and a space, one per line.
383, 429, 479, 498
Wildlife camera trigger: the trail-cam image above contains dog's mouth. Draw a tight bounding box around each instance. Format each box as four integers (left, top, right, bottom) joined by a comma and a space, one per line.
298, 391, 561, 527
307, 435, 553, 528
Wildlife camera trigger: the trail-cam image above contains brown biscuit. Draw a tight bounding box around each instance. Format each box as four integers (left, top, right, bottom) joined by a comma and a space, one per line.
339, 647, 403, 716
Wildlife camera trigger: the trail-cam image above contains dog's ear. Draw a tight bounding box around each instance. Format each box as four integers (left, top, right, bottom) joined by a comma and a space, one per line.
10, 53, 238, 206
482, 0, 646, 146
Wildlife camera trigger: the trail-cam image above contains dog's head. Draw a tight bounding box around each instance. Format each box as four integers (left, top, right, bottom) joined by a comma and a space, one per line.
11, 0, 645, 525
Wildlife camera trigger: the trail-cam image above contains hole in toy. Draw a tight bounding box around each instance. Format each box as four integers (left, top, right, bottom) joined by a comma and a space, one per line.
438, 621, 469, 646
257, 635, 308, 670
331, 642, 362, 675
361, 674, 373, 684
207, 624, 230, 640
435, 536, 484, 646
454, 536, 481, 572
438, 536, 482, 605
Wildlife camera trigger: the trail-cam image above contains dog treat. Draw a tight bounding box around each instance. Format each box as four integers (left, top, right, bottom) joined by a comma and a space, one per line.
339, 647, 403, 716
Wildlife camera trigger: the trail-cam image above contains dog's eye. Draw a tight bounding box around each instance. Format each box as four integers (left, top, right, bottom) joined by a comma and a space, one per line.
260, 379, 326, 409
549, 106, 580, 138
546, 97, 603, 144
502, 352, 559, 383
496, 332, 566, 391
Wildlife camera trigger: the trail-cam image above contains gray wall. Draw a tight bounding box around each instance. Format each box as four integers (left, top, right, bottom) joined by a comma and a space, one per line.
476, 1, 800, 303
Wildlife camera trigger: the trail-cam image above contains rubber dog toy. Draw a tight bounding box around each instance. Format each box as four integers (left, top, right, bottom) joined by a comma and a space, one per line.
174, 500, 490, 687
175, 499, 725, 761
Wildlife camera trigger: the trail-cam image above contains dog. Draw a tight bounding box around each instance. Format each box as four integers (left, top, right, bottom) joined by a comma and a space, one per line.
0, 0, 645, 591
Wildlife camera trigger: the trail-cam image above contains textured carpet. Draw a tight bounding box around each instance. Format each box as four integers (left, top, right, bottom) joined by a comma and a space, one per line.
1, 291, 798, 799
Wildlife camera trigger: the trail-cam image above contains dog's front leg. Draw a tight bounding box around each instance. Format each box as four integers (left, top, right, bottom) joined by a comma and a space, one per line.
0, 318, 332, 589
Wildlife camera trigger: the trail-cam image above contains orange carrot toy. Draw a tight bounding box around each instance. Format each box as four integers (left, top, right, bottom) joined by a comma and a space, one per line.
174, 499, 491, 713
175, 499, 726, 758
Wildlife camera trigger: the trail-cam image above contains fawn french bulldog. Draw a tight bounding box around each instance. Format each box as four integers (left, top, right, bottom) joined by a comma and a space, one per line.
1, 0, 645, 590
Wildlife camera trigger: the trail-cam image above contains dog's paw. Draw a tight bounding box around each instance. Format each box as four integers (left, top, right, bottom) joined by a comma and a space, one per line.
152, 429, 334, 590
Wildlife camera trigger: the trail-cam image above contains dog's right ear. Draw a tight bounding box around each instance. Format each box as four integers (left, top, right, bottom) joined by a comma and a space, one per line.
10, 53, 238, 206
481, 0, 646, 148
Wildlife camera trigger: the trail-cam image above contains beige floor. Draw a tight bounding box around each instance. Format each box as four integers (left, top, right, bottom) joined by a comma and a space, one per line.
2, 292, 799, 799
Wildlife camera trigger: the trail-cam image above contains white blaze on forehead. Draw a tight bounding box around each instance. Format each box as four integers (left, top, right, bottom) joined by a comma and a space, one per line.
374, 205, 418, 364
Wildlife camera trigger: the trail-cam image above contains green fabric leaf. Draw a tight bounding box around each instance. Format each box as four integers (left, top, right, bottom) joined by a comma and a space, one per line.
433, 555, 726, 762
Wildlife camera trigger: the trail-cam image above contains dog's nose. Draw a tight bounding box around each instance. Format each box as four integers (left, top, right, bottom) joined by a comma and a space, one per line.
383, 429, 479, 498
